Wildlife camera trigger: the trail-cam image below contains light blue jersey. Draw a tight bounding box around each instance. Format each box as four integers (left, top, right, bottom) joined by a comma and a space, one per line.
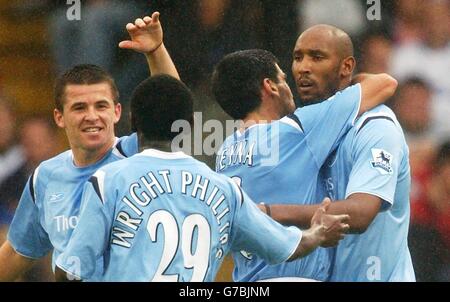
320, 105, 415, 282
55, 149, 302, 282
216, 84, 361, 281
7, 134, 138, 280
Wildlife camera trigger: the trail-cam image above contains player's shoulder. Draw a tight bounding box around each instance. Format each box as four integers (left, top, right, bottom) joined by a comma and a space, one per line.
34, 149, 72, 178
354, 105, 401, 135
114, 133, 138, 157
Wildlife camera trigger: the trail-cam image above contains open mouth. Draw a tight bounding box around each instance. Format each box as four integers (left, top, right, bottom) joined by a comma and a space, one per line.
82, 127, 103, 134
298, 79, 315, 90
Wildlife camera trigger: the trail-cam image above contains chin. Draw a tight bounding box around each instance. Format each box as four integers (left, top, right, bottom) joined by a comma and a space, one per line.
299, 96, 323, 106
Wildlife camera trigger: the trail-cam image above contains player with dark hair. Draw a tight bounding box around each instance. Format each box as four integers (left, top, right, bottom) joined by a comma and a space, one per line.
265, 25, 415, 281
212, 43, 397, 281
54, 75, 350, 282
0, 12, 179, 281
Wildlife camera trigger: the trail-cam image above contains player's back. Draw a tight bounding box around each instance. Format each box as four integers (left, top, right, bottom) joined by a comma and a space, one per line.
216, 84, 362, 281
323, 105, 415, 281
217, 122, 331, 281
99, 149, 240, 282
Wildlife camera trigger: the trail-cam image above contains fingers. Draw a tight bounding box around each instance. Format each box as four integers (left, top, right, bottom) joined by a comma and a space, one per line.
126, 22, 137, 32
320, 198, 331, 212
151, 11, 160, 23
334, 214, 350, 223
143, 16, 152, 24
135, 18, 146, 28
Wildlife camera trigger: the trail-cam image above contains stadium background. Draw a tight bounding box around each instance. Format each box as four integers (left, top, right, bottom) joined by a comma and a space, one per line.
0, 0, 448, 281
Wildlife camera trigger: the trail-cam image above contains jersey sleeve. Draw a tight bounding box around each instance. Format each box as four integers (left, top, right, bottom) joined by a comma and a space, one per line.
116, 133, 138, 157
7, 173, 52, 259
55, 170, 114, 280
345, 119, 405, 210
293, 84, 361, 167
228, 181, 302, 264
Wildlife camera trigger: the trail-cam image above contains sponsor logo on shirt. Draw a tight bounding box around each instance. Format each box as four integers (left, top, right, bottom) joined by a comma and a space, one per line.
49, 193, 65, 203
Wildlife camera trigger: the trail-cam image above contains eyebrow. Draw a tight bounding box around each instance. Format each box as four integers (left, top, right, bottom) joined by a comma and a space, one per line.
69, 99, 111, 109
293, 48, 328, 56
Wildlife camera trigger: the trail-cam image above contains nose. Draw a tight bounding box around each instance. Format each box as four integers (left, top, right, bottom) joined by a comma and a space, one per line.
294, 57, 312, 75
84, 106, 99, 122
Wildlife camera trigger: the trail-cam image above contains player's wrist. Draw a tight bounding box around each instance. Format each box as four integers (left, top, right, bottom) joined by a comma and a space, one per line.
146, 41, 164, 55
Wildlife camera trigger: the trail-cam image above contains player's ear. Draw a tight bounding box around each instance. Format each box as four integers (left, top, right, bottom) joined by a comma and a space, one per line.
113, 103, 122, 124
262, 78, 278, 95
54, 108, 65, 128
341, 56, 355, 78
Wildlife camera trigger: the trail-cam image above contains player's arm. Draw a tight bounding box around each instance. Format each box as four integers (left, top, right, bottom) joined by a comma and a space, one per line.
355, 73, 398, 116
0, 240, 36, 281
119, 12, 180, 79
287, 199, 350, 260
266, 194, 381, 234
231, 184, 349, 263
265, 119, 400, 233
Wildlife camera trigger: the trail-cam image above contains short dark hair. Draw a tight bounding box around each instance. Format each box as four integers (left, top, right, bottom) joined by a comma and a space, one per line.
54, 64, 119, 111
130, 75, 194, 141
211, 49, 280, 119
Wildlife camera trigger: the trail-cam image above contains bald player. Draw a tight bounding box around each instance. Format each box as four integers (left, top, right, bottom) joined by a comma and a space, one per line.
212, 37, 397, 280
263, 25, 414, 281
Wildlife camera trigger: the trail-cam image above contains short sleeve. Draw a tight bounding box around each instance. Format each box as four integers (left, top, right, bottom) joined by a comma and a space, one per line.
228, 181, 302, 264
345, 119, 405, 210
8, 174, 52, 259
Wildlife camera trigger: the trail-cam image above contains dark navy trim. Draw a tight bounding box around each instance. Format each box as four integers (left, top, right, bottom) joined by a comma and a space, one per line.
115, 141, 127, 157
29, 171, 36, 204
286, 113, 304, 132
357, 116, 394, 135
88, 176, 103, 204
237, 185, 245, 206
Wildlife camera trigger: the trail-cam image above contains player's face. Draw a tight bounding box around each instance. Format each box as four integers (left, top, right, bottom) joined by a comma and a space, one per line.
273, 64, 296, 117
292, 33, 342, 105
54, 82, 121, 155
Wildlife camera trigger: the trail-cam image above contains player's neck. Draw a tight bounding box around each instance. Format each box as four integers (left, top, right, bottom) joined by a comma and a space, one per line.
244, 105, 281, 128
139, 140, 173, 153
71, 137, 115, 167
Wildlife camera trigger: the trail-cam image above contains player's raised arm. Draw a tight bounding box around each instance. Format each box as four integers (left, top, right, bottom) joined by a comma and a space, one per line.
356, 73, 398, 116
0, 240, 36, 281
119, 12, 180, 80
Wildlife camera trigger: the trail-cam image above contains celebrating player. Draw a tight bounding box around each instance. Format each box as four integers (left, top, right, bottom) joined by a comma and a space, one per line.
54, 75, 350, 282
266, 25, 415, 281
0, 12, 179, 281
212, 45, 397, 281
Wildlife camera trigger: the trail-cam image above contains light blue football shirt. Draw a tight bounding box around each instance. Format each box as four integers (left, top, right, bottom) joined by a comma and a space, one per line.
7, 134, 138, 280
55, 149, 302, 282
216, 84, 362, 281
320, 105, 415, 281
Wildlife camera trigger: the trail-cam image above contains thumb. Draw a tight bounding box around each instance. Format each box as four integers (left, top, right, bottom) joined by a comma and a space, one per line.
118, 40, 136, 50
320, 197, 331, 212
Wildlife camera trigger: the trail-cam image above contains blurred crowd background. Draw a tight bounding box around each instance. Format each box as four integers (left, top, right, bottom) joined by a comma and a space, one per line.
0, 0, 448, 282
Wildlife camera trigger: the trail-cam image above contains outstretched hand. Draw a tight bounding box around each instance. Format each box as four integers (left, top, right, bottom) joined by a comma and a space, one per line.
311, 198, 350, 247
119, 12, 163, 54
